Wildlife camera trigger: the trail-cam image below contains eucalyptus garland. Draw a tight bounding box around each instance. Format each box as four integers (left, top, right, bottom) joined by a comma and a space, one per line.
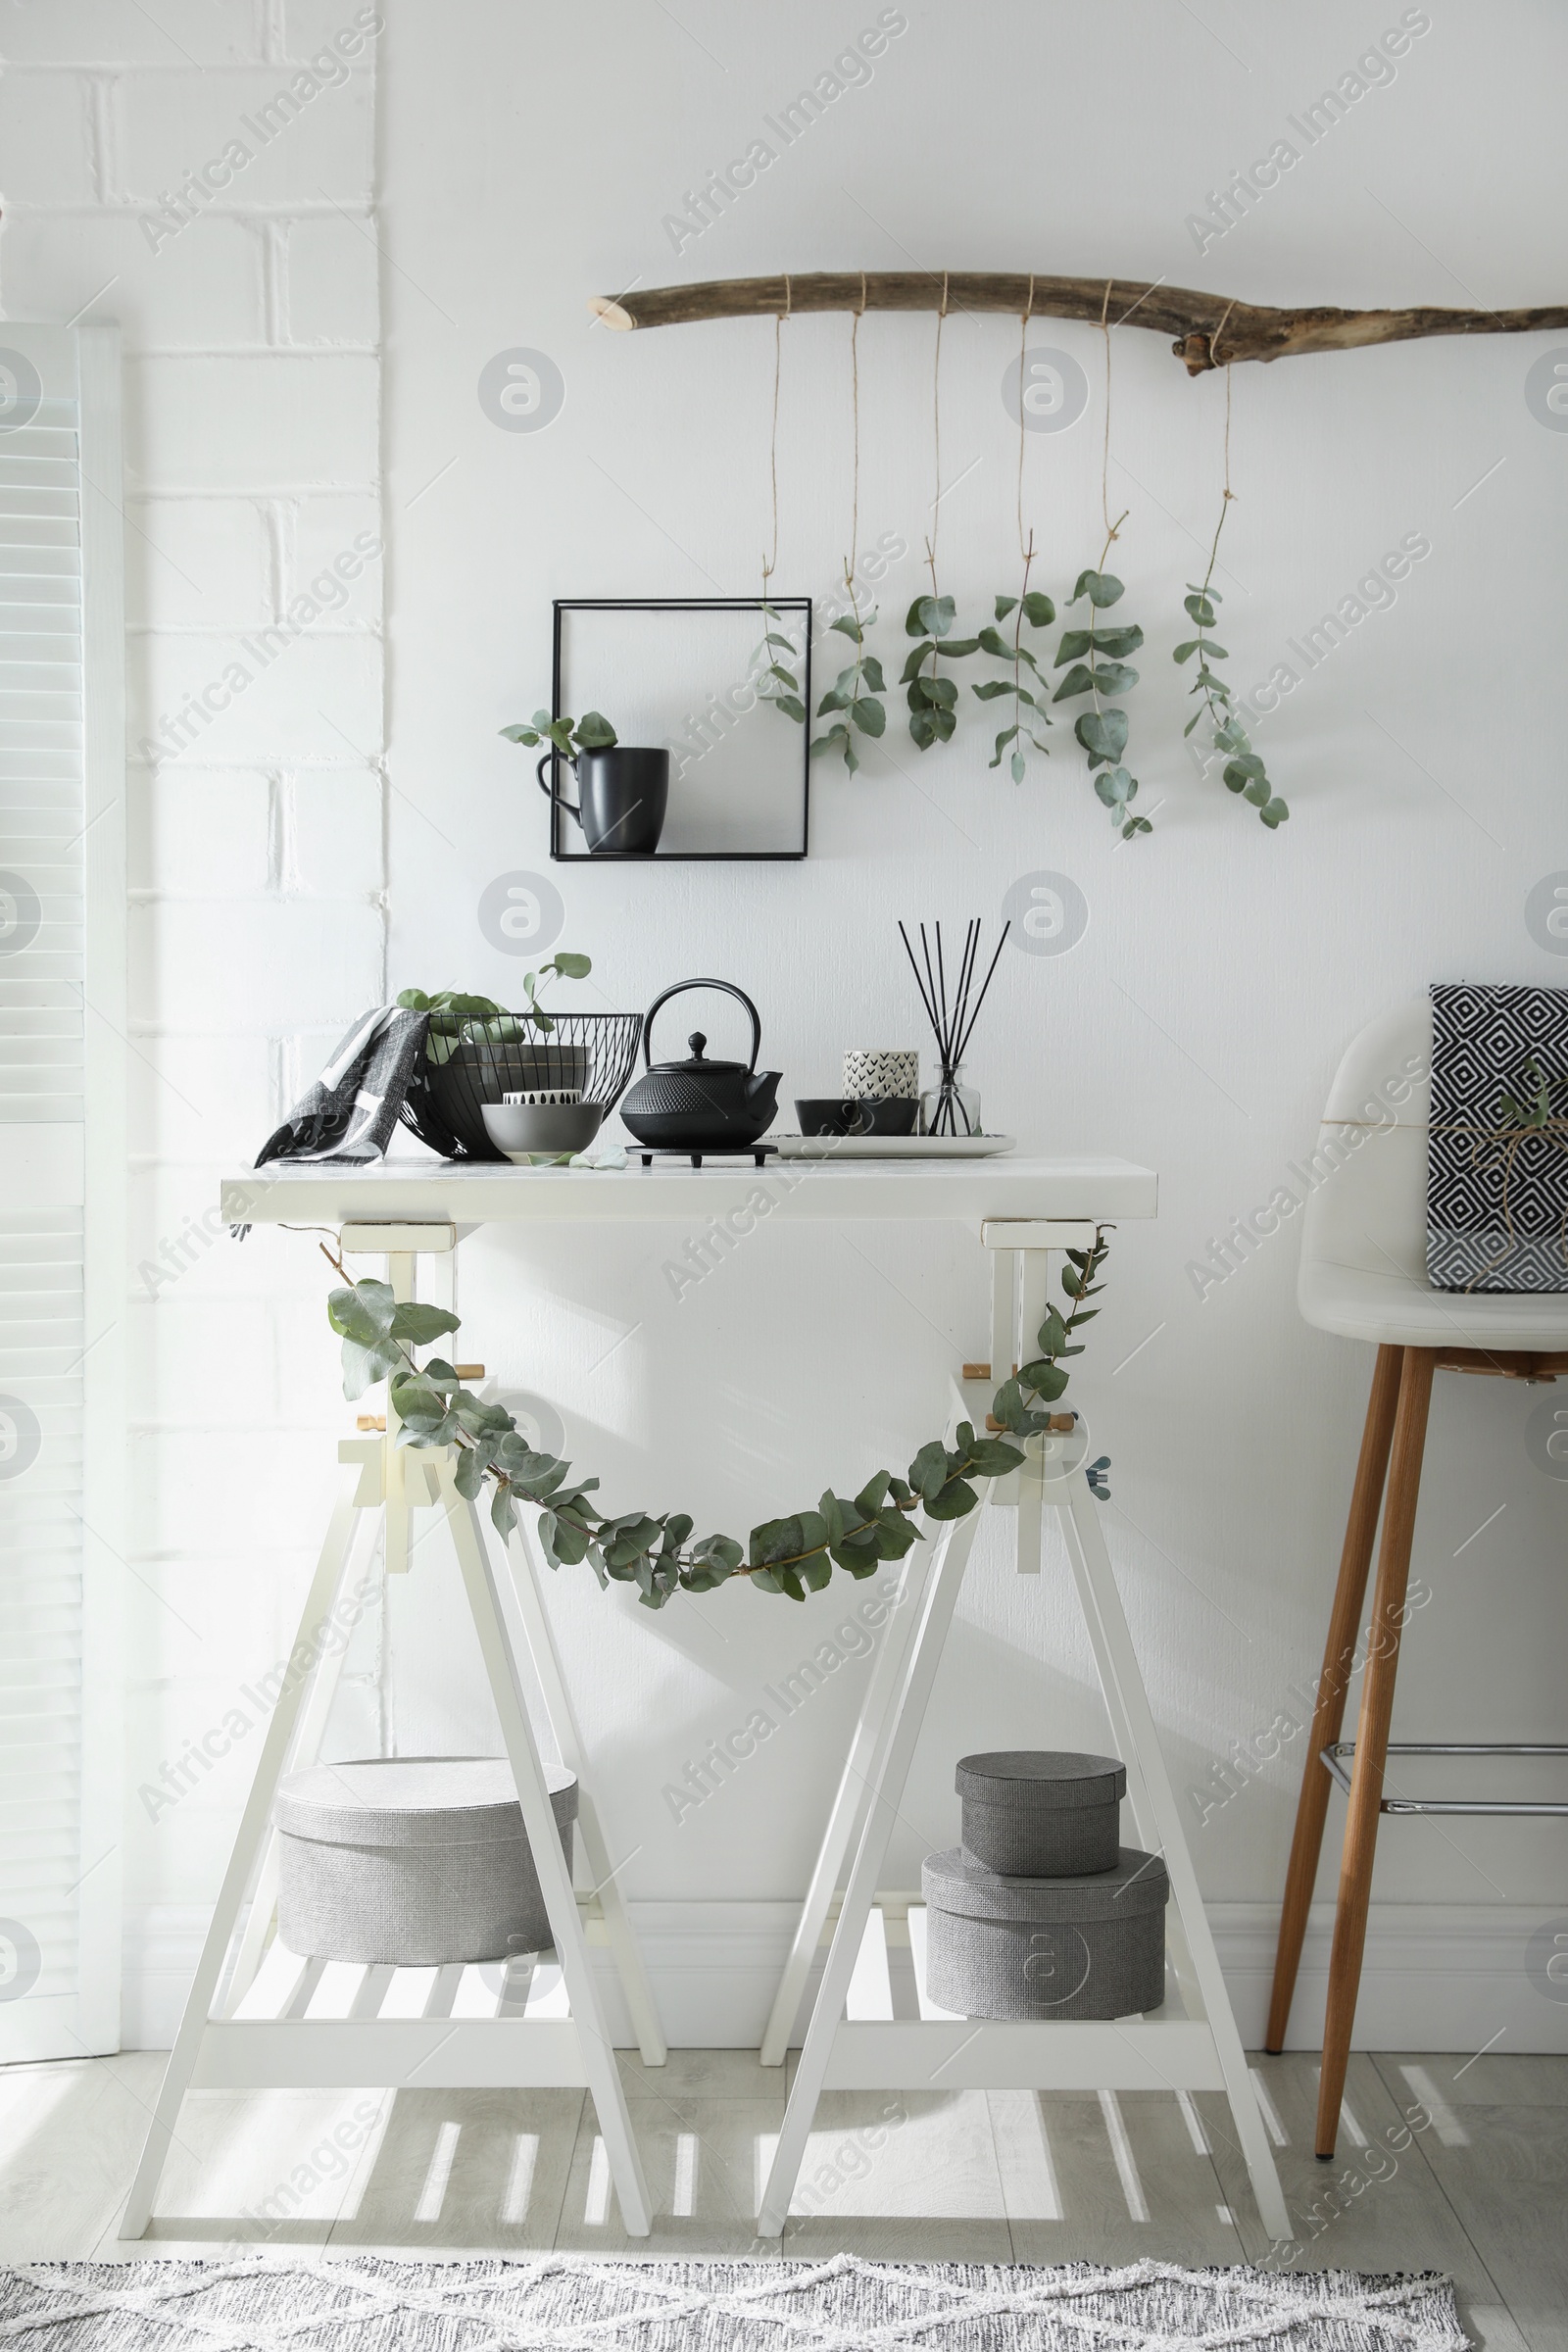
321, 1232, 1112, 1609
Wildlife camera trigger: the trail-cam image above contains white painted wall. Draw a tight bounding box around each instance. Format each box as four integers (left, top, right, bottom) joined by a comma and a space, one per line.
6, 0, 1567, 2051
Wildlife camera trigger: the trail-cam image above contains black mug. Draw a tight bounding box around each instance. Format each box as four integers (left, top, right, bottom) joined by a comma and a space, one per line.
537, 746, 669, 856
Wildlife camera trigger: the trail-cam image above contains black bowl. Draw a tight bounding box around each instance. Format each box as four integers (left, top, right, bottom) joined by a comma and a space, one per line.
795, 1096, 918, 1139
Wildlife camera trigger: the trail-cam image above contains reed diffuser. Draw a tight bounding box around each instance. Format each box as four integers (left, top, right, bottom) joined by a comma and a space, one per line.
897, 919, 1010, 1137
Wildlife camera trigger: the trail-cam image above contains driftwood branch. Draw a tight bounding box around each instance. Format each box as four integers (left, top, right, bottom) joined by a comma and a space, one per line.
589, 271, 1568, 375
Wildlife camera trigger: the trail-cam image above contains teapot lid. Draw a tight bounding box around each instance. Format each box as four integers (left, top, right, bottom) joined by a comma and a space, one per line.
652, 1030, 750, 1077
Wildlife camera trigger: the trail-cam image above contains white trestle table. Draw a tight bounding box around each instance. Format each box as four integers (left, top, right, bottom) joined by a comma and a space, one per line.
120, 1152, 1287, 2244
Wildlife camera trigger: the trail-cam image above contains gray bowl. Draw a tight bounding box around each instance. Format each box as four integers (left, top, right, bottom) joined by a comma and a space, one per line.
481, 1100, 605, 1158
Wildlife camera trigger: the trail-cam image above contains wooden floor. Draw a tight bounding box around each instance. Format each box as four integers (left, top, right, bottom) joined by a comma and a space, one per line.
0, 2048, 1561, 2349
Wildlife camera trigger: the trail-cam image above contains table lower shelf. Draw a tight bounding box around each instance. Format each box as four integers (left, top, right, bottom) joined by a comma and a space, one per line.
201, 1934, 594, 2089
809, 1894, 1225, 2093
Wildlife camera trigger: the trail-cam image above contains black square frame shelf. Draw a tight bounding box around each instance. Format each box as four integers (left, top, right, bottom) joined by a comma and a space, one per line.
546, 596, 812, 862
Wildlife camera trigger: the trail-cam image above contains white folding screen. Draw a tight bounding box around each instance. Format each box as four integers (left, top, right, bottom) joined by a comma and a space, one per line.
0, 323, 125, 2060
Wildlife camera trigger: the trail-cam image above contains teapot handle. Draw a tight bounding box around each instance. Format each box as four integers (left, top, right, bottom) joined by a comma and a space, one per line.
642, 977, 760, 1072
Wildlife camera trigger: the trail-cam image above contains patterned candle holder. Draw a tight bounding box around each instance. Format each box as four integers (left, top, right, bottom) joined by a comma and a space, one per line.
842, 1050, 919, 1102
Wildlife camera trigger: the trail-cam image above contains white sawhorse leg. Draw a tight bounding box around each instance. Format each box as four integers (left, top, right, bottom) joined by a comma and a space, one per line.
501, 1517, 665, 2067
758, 1256, 1028, 2072
443, 1465, 652, 2233
1052, 1465, 1289, 2239
219, 1500, 383, 2017
122, 1447, 654, 2240
757, 1492, 992, 2236
757, 1534, 936, 2069
121, 1468, 370, 2238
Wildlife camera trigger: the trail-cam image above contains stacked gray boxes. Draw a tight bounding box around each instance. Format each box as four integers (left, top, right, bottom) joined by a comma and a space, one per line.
921, 1751, 1168, 2021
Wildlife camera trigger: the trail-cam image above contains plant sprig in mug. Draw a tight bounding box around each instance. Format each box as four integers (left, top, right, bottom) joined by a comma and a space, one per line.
501, 710, 616, 759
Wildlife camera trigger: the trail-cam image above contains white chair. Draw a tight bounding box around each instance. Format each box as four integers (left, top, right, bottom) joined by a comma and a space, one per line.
1268, 995, 1568, 2156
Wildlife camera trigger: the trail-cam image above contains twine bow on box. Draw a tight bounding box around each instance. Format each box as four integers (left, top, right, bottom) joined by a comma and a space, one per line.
1334, 1054, 1568, 1292
1461, 1054, 1568, 1288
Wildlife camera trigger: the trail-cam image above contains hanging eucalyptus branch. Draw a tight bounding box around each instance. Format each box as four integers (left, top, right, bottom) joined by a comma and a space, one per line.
1175, 575, 1288, 829
809, 589, 886, 773
1053, 559, 1151, 838
755, 602, 807, 724
973, 553, 1054, 781
902, 580, 979, 752
1174, 380, 1289, 830
318, 1232, 1113, 1610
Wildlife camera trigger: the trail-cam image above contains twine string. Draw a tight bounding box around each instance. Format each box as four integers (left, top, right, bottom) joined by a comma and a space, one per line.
1099, 279, 1123, 555
1209, 294, 1238, 369
1327, 1104, 1568, 1290
926, 282, 947, 590
760, 312, 782, 594
847, 297, 862, 588
1016, 273, 1035, 564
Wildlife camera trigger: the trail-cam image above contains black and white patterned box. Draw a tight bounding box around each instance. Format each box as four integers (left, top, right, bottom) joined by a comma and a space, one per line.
1427, 981, 1568, 1292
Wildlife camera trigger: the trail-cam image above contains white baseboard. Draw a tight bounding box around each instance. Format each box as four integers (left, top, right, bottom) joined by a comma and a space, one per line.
120, 1898, 1568, 2056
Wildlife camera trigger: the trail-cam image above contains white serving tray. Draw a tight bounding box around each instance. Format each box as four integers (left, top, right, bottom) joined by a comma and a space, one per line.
771, 1133, 1017, 1160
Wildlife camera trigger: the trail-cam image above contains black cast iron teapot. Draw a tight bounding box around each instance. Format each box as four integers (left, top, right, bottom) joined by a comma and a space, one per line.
619, 979, 780, 1151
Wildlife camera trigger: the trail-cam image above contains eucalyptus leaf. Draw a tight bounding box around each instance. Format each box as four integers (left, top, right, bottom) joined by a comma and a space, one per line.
1075, 708, 1128, 766
1072, 568, 1124, 608
389, 1300, 462, 1347
329, 1280, 395, 1347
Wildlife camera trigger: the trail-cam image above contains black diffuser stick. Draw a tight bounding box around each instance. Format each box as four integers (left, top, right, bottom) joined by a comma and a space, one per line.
952, 920, 980, 1057
898, 921, 940, 1034
953, 921, 1010, 1067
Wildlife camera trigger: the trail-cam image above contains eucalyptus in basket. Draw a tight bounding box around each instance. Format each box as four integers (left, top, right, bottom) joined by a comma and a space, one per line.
397, 955, 592, 1064
1054, 565, 1151, 839
318, 1231, 1113, 1610
809, 590, 887, 774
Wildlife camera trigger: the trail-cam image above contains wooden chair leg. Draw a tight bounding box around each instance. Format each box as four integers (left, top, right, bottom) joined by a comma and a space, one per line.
1315, 1346, 1436, 2159
1266, 1343, 1403, 2052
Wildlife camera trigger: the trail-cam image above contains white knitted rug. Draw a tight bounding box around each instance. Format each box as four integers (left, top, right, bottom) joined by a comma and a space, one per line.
0, 2254, 1469, 2349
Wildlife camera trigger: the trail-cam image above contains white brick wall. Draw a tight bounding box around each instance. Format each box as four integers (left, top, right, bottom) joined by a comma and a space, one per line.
0, 0, 386, 1956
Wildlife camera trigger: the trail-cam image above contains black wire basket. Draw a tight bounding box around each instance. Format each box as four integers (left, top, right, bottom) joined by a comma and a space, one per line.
398, 1013, 644, 1162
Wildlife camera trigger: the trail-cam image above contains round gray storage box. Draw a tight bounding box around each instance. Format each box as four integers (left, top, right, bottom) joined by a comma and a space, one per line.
274, 1756, 577, 1966
922, 1844, 1168, 2021
956, 1749, 1126, 1877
